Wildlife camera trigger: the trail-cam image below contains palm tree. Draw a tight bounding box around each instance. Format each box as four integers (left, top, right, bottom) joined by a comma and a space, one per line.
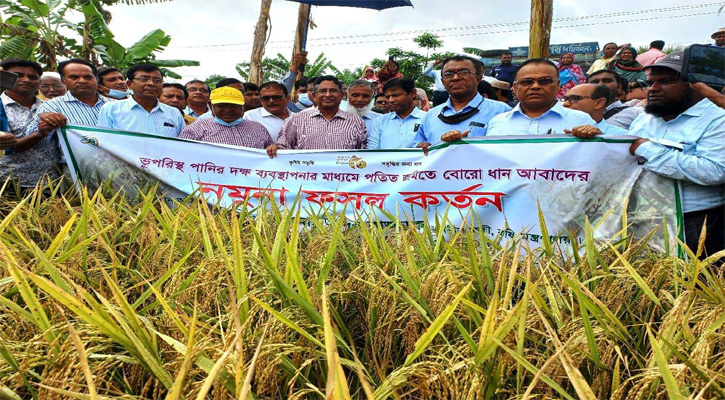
236, 53, 337, 82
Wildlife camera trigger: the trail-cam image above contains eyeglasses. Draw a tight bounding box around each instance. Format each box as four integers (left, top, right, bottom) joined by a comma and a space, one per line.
315, 89, 341, 95
40, 84, 65, 90
441, 69, 474, 80
186, 87, 210, 94
133, 76, 163, 84
261, 95, 285, 102
644, 78, 681, 87
562, 95, 593, 104
515, 77, 558, 87
376, 100, 388, 104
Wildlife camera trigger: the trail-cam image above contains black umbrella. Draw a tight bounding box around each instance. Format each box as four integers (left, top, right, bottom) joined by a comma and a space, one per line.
287, 0, 414, 51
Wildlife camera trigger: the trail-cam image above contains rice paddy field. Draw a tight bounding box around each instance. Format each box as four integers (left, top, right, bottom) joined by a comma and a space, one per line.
0, 183, 723, 399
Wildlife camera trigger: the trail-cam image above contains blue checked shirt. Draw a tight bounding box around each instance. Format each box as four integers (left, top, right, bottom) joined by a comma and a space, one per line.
368, 107, 426, 149
631, 98, 725, 213
26, 92, 114, 136
597, 119, 629, 136
97, 97, 183, 137
413, 93, 511, 145
486, 101, 596, 136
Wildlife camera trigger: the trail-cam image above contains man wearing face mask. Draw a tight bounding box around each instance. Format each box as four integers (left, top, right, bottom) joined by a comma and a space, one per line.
180, 87, 273, 149
97, 67, 132, 100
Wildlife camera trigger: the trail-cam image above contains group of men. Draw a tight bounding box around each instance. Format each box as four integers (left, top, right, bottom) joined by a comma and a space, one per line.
0, 30, 723, 256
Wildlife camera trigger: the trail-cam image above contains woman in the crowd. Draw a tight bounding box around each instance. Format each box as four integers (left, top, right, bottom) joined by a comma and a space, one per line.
556, 52, 585, 99
607, 47, 646, 85
361, 66, 379, 84
377, 60, 403, 87
415, 88, 430, 112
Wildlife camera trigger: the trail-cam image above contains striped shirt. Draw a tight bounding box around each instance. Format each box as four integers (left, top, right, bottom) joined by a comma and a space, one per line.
97, 97, 184, 137
276, 107, 367, 150
179, 118, 273, 149
26, 92, 114, 135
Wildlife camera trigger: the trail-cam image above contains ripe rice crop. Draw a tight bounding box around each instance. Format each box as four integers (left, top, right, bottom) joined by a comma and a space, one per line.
0, 182, 723, 399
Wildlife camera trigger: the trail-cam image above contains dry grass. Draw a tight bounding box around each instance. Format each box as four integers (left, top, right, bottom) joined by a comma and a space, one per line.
0, 183, 723, 399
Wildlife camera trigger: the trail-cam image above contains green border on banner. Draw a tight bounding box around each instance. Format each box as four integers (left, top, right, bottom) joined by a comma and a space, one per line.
61, 125, 684, 256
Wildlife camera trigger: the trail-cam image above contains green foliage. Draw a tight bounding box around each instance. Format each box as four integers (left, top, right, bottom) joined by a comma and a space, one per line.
237, 52, 337, 82
334, 67, 364, 84
0, 183, 723, 398
204, 74, 226, 89
413, 32, 443, 57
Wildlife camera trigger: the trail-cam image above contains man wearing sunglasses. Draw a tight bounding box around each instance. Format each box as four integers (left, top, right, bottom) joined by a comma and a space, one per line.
413, 55, 512, 152
97, 64, 183, 137
243, 81, 294, 140
487, 59, 595, 136
629, 52, 724, 256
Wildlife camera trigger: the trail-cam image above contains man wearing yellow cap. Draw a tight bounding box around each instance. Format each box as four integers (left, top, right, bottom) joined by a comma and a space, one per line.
179, 87, 273, 149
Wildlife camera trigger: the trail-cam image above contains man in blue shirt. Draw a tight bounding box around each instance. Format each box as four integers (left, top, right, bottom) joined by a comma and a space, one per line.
414, 55, 512, 151
487, 59, 595, 136
97, 64, 183, 137
562, 83, 629, 137
368, 78, 426, 149
346, 80, 380, 134
489, 52, 518, 86
629, 52, 724, 256
423, 58, 448, 106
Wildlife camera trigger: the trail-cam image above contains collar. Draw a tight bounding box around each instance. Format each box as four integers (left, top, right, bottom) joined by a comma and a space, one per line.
258, 107, 292, 120
60, 92, 107, 106
361, 110, 380, 120
680, 98, 713, 118
511, 100, 563, 118
606, 100, 625, 110
310, 107, 347, 120
129, 96, 162, 112
1, 92, 42, 108
392, 107, 426, 120
442, 93, 484, 114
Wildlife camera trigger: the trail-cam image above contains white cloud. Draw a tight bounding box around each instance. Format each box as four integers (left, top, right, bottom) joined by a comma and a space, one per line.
102, 0, 724, 81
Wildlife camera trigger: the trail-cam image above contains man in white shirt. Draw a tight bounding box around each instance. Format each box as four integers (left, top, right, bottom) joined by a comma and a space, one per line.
562, 83, 629, 137
242, 81, 294, 140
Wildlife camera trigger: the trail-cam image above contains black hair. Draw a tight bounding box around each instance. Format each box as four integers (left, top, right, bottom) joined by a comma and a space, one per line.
96, 66, 121, 86
477, 80, 497, 99
515, 58, 558, 79
294, 78, 308, 90
0, 58, 43, 77
382, 77, 416, 94
502, 51, 513, 56
215, 77, 243, 88
184, 79, 209, 91
259, 81, 288, 96
650, 40, 665, 50
441, 55, 484, 76
242, 82, 260, 93
126, 64, 163, 81
619, 77, 630, 94
374, 93, 386, 101
162, 82, 188, 99
57, 58, 97, 79
306, 77, 319, 87
590, 84, 614, 103
587, 69, 623, 87
313, 75, 343, 92
603, 42, 617, 49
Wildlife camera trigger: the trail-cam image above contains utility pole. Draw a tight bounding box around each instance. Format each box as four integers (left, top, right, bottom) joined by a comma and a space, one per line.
529, 0, 553, 59
249, 0, 273, 85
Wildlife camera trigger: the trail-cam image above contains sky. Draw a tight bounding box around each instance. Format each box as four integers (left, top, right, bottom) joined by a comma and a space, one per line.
101, 0, 725, 82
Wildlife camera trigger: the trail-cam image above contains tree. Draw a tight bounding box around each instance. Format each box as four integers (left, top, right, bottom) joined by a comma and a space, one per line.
413, 33, 442, 58
334, 67, 364, 84
204, 74, 225, 89
93, 29, 199, 78
236, 52, 336, 82
249, 0, 273, 85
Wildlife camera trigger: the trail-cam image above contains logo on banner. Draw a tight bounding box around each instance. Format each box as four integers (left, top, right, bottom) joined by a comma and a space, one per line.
336, 155, 367, 169
80, 136, 99, 147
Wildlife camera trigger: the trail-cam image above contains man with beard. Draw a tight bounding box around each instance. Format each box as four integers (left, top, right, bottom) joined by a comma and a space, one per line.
266, 76, 366, 156
346, 80, 380, 134
97, 64, 183, 137
368, 78, 426, 149
184, 80, 211, 118
39, 72, 66, 100
629, 52, 725, 256
489, 52, 518, 86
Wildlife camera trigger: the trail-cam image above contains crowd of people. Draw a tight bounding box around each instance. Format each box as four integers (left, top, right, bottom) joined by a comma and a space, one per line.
0, 28, 723, 256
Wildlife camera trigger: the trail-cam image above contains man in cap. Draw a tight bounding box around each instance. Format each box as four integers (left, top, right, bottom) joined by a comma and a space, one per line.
39, 72, 66, 100
180, 86, 273, 149
711, 27, 725, 48
489, 78, 516, 107
561, 83, 628, 137
629, 51, 725, 256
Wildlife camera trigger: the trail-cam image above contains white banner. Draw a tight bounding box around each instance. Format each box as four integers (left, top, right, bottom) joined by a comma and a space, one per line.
59, 125, 683, 252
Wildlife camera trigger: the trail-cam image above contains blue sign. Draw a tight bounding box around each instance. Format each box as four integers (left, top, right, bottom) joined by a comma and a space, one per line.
509, 42, 600, 57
